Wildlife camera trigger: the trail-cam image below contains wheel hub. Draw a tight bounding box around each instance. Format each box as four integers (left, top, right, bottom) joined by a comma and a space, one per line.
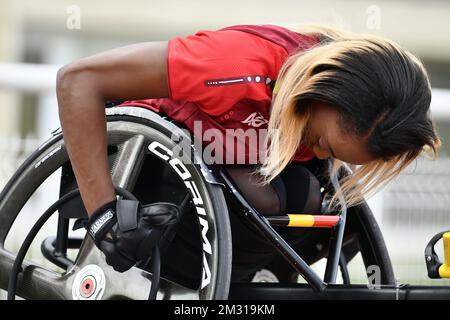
72, 265, 106, 300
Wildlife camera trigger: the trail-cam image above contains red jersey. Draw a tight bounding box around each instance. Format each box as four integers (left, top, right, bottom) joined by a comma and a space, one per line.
119, 24, 319, 164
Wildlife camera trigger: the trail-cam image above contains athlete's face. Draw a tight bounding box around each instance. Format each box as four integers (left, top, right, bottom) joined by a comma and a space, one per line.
303, 102, 376, 165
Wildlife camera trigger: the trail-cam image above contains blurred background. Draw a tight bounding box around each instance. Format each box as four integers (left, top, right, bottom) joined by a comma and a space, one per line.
0, 0, 449, 293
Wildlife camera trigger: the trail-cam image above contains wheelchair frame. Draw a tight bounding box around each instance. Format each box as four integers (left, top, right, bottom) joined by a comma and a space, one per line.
1, 105, 449, 300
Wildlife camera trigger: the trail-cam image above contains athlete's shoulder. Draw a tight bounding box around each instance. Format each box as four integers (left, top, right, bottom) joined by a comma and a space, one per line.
218, 24, 319, 54
167, 25, 289, 115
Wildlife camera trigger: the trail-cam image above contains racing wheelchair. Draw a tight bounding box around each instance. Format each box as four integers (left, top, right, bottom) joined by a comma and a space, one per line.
0, 105, 449, 300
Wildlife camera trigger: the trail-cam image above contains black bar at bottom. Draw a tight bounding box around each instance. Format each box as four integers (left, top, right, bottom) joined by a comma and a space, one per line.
229, 283, 450, 300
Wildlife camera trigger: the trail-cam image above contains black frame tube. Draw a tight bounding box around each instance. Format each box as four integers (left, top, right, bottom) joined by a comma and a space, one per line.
323, 162, 348, 283
324, 219, 346, 283
339, 253, 350, 285
218, 169, 327, 293
54, 216, 69, 259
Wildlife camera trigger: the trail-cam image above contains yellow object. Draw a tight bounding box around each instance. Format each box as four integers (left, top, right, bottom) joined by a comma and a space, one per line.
273, 80, 281, 95
439, 232, 450, 278
287, 214, 314, 227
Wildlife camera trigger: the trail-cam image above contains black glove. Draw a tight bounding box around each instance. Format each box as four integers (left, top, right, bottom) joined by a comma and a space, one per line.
85, 199, 180, 272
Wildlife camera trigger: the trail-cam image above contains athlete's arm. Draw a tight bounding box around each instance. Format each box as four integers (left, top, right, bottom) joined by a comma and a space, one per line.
56, 42, 169, 216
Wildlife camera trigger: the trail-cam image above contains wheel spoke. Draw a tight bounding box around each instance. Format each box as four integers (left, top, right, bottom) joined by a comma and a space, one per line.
0, 117, 231, 300
18, 266, 70, 300
110, 134, 146, 190
100, 266, 200, 300
0, 248, 70, 300
68, 237, 199, 300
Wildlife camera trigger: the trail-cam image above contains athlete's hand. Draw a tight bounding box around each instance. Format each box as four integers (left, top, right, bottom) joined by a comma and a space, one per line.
85, 199, 180, 272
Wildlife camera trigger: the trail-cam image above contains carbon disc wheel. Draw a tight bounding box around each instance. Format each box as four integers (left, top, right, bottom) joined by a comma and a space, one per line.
0, 107, 232, 300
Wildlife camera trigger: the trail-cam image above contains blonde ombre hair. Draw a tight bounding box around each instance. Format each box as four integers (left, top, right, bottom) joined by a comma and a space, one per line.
258, 24, 441, 210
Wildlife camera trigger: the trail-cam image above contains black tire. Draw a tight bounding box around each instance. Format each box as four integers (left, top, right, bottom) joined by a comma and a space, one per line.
0, 106, 232, 300
237, 158, 396, 286
259, 201, 396, 285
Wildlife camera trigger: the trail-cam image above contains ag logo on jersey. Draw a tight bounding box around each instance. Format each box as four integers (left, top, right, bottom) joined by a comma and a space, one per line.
241, 112, 269, 128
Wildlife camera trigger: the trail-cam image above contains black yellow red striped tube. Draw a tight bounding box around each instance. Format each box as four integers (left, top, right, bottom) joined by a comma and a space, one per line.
266, 214, 340, 228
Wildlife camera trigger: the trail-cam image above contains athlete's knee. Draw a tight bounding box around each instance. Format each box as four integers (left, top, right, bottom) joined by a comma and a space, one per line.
225, 166, 282, 215
226, 164, 323, 216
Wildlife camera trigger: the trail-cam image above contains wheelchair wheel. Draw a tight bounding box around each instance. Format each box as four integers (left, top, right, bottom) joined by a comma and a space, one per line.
252, 199, 397, 286
234, 159, 396, 288
0, 106, 232, 300
224, 157, 396, 290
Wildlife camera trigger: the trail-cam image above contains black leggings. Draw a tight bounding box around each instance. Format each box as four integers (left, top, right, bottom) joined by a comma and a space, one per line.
159, 161, 324, 286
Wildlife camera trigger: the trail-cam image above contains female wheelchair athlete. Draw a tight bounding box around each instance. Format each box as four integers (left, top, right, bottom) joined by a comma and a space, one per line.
0, 105, 449, 300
